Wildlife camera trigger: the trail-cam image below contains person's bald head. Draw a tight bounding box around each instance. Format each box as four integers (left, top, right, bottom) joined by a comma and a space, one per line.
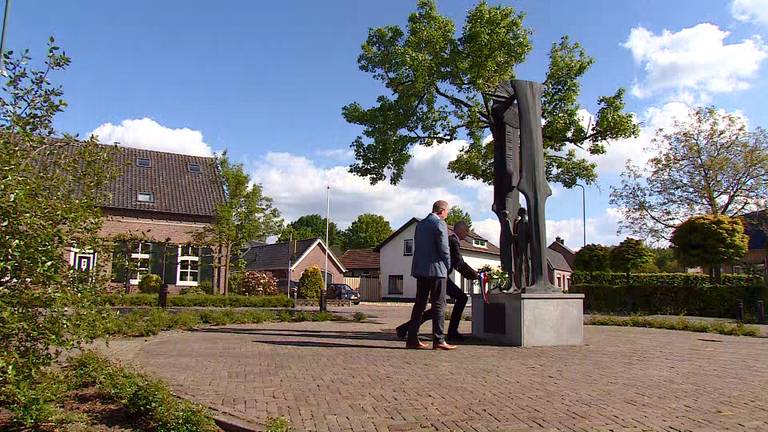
453, 220, 470, 239
432, 200, 449, 220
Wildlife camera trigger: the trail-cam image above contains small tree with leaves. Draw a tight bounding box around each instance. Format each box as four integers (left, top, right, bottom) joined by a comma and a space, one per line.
297, 265, 324, 299
0, 40, 116, 424
280, 214, 342, 248
445, 206, 473, 228
671, 215, 748, 283
609, 238, 653, 277
194, 154, 283, 295
573, 244, 611, 272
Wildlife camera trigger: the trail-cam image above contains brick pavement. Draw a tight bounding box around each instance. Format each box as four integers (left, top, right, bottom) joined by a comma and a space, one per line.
102, 304, 768, 431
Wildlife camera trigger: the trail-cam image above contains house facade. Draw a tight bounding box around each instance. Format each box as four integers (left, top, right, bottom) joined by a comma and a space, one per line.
375, 218, 502, 300
377, 218, 575, 299
64, 145, 227, 294
241, 238, 346, 290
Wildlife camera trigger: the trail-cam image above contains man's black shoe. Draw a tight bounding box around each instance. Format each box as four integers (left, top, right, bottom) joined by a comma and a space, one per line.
396, 327, 407, 341
446, 333, 465, 342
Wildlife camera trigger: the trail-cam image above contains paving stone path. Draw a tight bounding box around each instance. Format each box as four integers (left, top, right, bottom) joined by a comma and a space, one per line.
103, 304, 768, 431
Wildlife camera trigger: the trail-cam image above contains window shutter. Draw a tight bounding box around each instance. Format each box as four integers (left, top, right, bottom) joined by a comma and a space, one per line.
164, 246, 178, 285
111, 243, 128, 283
149, 243, 164, 279
200, 247, 213, 284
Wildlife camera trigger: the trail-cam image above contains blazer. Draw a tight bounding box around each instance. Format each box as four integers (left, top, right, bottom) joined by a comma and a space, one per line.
410, 213, 451, 278
449, 233, 477, 280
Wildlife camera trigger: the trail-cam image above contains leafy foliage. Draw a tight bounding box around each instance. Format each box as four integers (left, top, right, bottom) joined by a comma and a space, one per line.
343, 0, 638, 186
280, 214, 342, 248
234, 271, 279, 296
101, 293, 293, 308
342, 213, 393, 250
445, 206, 472, 228
611, 106, 768, 242
194, 154, 283, 294
586, 315, 760, 337
573, 244, 611, 272
609, 238, 653, 275
671, 215, 748, 282
0, 40, 117, 417
138, 274, 162, 294
297, 265, 324, 299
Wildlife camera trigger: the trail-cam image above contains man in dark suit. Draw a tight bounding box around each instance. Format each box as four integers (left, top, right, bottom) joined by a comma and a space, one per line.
405, 200, 455, 350
397, 220, 476, 342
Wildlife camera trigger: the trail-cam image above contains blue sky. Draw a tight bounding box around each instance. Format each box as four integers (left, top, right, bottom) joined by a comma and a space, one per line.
9, 1, 768, 247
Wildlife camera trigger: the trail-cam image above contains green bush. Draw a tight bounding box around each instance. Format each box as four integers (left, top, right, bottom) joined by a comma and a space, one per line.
179, 286, 206, 296
297, 266, 323, 299
572, 272, 767, 318
197, 280, 214, 295
353, 312, 368, 322
587, 315, 761, 337
138, 274, 163, 293
265, 416, 294, 432
101, 293, 294, 308
69, 352, 219, 432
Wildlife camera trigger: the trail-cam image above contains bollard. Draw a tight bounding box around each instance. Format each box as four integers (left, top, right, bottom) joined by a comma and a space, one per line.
757, 300, 765, 324
159, 284, 168, 308
736, 300, 744, 322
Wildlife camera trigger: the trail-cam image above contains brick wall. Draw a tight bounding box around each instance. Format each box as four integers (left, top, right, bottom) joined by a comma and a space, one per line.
293, 244, 344, 284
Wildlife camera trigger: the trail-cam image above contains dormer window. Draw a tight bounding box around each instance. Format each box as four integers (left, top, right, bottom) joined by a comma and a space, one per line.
136, 157, 151, 167
472, 239, 487, 248
137, 192, 154, 203
188, 163, 201, 173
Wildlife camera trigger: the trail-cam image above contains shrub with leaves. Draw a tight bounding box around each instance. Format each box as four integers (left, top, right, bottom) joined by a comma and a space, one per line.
235, 271, 279, 296
671, 215, 748, 283
609, 237, 653, 276
0, 40, 116, 422
297, 265, 324, 299
574, 244, 611, 272
138, 274, 162, 293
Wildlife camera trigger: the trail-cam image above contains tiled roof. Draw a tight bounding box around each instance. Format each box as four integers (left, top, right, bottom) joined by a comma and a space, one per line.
741, 209, 767, 251
340, 248, 380, 270
242, 238, 346, 272
104, 146, 225, 217
546, 248, 572, 272
374, 217, 500, 256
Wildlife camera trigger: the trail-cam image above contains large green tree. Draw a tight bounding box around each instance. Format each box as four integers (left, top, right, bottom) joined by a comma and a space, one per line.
342, 0, 638, 186
573, 244, 611, 272
195, 154, 283, 294
609, 238, 653, 276
445, 205, 472, 228
343, 213, 393, 250
280, 214, 342, 248
671, 215, 748, 283
611, 106, 768, 242
0, 40, 116, 424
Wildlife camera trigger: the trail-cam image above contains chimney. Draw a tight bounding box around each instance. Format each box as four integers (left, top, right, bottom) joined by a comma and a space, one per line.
556, 236, 565, 245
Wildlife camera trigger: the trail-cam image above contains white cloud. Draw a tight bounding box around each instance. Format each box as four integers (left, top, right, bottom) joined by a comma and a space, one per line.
473, 207, 624, 251
577, 102, 692, 175
623, 23, 768, 99
90, 118, 213, 157
317, 148, 354, 160
732, 0, 768, 25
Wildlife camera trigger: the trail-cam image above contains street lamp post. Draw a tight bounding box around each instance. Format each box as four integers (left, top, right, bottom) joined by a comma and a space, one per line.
320, 185, 330, 312
574, 183, 586, 247
0, 0, 12, 75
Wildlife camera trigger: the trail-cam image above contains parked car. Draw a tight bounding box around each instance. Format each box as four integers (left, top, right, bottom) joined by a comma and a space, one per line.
326, 283, 360, 304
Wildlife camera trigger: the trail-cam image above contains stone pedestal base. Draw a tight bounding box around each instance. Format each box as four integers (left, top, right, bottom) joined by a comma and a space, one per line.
471, 292, 584, 346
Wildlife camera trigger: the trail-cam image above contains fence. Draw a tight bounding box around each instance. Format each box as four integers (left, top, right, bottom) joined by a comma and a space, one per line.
344, 276, 381, 302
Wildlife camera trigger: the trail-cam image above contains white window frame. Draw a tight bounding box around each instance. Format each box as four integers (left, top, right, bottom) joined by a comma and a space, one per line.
176, 245, 200, 286
472, 239, 487, 248
137, 192, 154, 203
403, 239, 414, 256
69, 247, 97, 272
129, 242, 151, 285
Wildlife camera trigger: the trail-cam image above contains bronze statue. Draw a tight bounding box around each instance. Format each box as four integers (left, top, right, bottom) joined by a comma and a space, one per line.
489, 80, 557, 294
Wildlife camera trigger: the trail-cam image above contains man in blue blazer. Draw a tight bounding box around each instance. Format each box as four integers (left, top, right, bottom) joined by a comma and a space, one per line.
406, 200, 456, 350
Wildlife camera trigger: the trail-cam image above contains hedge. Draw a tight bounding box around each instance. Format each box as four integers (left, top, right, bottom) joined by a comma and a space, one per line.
101, 293, 294, 308
571, 272, 767, 319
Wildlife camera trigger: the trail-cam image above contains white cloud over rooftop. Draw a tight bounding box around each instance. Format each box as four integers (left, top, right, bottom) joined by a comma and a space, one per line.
90, 118, 213, 157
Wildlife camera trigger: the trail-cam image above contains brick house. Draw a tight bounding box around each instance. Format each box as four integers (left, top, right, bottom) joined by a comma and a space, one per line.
339, 248, 380, 277
241, 238, 346, 290
64, 145, 227, 294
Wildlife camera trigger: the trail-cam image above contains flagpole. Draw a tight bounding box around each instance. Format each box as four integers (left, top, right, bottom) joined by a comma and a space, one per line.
321, 185, 330, 312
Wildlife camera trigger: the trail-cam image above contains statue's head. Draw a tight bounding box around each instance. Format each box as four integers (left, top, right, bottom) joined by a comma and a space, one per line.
517, 207, 527, 222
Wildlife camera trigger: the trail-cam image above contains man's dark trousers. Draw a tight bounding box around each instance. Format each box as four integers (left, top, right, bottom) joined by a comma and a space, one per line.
398, 278, 467, 338
407, 277, 446, 345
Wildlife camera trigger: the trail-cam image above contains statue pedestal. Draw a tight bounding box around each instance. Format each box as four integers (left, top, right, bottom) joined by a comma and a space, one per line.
471, 292, 584, 346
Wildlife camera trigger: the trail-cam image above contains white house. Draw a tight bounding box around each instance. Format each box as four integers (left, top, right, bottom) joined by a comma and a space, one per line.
375, 218, 574, 300
374, 218, 502, 300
